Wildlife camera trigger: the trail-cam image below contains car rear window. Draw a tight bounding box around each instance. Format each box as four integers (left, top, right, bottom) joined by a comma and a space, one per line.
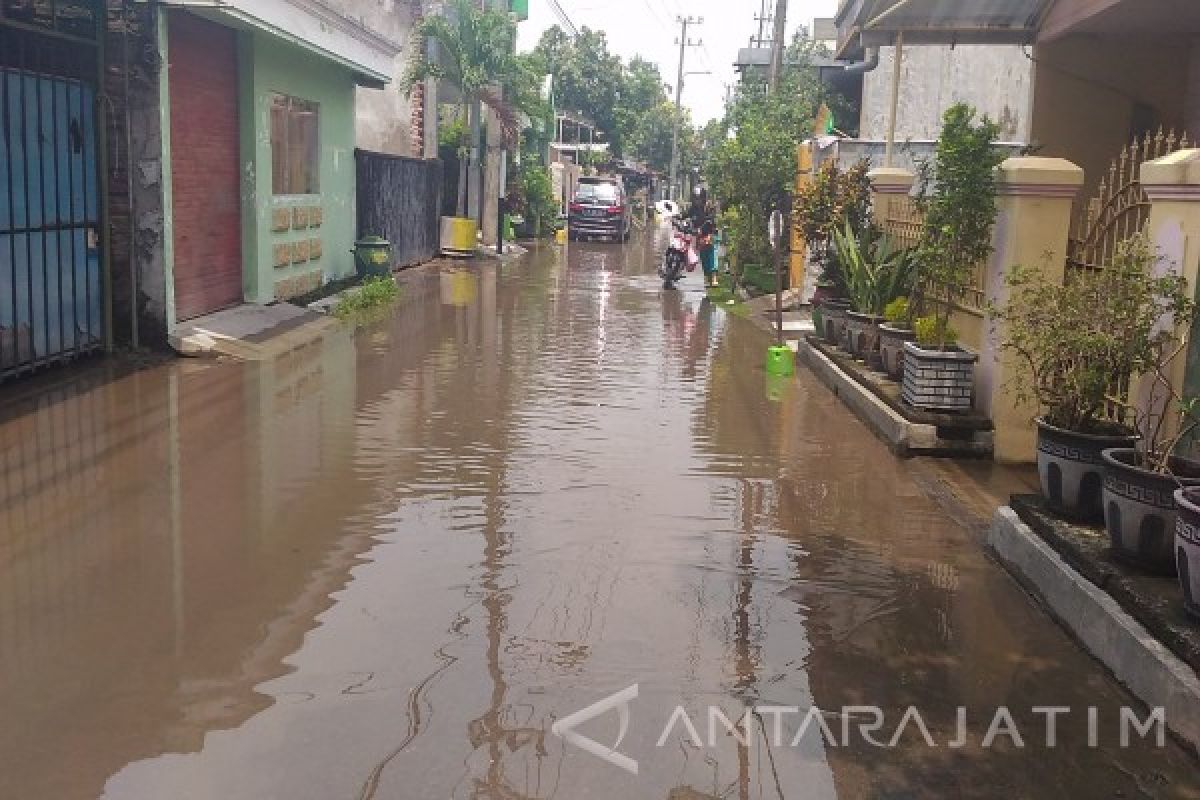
575, 184, 619, 204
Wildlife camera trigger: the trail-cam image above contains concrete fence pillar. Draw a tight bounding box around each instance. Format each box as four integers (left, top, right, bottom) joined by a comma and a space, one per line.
1139, 149, 1200, 440
791, 143, 814, 294
982, 157, 1084, 463
868, 166, 915, 223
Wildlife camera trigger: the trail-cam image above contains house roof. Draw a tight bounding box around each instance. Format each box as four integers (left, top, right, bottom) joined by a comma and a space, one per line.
835, 0, 1052, 58
1040, 0, 1200, 41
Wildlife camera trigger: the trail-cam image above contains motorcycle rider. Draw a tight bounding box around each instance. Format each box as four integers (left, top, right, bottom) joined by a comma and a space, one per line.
681, 186, 719, 288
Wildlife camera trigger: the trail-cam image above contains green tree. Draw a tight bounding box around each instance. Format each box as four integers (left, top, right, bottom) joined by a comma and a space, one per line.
625, 101, 696, 175
706, 30, 845, 288
915, 103, 1004, 348
407, 0, 521, 217
529, 28, 671, 160
531, 27, 624, 150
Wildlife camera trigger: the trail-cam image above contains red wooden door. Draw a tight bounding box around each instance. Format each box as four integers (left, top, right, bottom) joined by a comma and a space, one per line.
168, 12, 243, 321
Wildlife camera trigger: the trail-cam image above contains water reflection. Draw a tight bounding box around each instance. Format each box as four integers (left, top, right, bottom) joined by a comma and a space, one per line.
0, 237, 1196, 799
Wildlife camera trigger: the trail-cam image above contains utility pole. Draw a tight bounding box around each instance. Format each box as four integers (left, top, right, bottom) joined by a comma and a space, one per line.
669, 15, 702, 202
768, 0, 787, 94
754, 0, 770, 47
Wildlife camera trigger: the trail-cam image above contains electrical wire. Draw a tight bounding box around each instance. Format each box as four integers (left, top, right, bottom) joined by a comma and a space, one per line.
542, 0, 578, 35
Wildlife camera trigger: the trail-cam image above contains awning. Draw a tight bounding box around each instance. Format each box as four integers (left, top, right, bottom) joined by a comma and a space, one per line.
835, 0, 1053, 58
150, 0, 401, 87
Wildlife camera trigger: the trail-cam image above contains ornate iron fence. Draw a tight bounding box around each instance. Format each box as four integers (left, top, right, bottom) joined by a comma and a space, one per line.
1067, 128, 1190, 275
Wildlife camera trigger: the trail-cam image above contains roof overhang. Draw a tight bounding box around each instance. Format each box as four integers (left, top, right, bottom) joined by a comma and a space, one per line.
1039, 0, 1200, 42
835, 0, 1053, 59
150, 0, 401, 87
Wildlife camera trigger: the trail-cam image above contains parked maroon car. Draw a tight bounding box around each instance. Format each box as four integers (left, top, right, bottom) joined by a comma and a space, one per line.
568, 177, 632, 242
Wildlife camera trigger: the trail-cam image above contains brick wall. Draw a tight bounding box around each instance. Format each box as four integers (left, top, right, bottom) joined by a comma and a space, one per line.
168, 11, 243, 321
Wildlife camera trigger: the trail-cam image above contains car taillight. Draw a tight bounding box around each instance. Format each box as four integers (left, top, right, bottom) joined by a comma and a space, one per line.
569, 203, 583, 213
606, 206, 622, 214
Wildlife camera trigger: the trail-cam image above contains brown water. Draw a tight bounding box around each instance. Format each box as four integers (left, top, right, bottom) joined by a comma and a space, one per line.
2, 235, 1197, 799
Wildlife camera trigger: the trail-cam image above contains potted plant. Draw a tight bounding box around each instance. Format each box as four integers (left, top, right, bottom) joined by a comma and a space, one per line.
1173, 487, 1200, 618
408, 0, 521, 255
902, 104, 1004, 412
795, 160, 872, 348
1091, 238, 1200, 572
901, 316, 977, 411
833, 221, 916, 367
990, 245, 1173, 521
879, 296, 914, 381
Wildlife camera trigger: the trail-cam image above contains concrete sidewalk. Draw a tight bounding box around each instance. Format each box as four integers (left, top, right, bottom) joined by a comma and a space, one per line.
169, 303, 339, 361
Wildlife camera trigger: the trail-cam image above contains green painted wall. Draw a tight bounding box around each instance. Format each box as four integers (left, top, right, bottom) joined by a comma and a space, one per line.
239, 31, 357, 304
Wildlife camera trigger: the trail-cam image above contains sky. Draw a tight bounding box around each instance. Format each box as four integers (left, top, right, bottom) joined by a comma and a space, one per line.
516, 0, 841, 125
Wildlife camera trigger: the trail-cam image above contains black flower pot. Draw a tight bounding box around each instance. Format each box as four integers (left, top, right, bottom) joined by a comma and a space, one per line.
1173, 487, 1200, 619
821, 300, 849, 347
845, 311, 885, 364
1101, 448, 1200, 574
1036, 419, 1137, 523
878, 323, 914, 380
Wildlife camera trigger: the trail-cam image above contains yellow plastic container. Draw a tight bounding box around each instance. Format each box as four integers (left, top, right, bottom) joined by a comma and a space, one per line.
440, 216, 478, 257
555, 228, 568, 245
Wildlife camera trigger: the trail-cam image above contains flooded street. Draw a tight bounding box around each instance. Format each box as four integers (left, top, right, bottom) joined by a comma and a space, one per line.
3, 233, 1199, 799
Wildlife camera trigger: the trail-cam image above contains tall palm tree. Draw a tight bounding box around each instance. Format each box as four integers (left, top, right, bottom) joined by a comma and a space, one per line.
408, 0, 521, 218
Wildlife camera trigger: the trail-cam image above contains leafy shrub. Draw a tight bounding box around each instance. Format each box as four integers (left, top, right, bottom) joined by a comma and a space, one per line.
515, 165, 558, 237
794, 159, 872, 295
915, 104, 1004, 348
883, 296, 910, 325
914, 315, 957, 348
335, 276, 400, 319
832, 222, 916, 316
993, 236, 1197, 465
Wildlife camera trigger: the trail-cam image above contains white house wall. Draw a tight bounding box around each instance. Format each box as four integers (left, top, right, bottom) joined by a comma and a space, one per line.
351, 0, 421, 156
860, 44, 1034, 143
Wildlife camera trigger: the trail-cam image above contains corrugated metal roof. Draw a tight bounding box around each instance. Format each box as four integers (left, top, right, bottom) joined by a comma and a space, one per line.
835, 0, 1053, 57
862, 0, 1049, 31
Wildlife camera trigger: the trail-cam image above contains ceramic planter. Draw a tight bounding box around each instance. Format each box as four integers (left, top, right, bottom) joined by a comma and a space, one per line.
1036, 419, 1137, 523
845, 312, 886, 368
1101, 448, 1200, 574
900, 341, 977, 412
878, 323, 915, 381
1174, 487, 1200, 619
820, 300, 850, 347
844, 311, 870, 357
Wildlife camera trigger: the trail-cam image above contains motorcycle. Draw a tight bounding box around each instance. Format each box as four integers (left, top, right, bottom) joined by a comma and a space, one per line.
659, 217, 699, 289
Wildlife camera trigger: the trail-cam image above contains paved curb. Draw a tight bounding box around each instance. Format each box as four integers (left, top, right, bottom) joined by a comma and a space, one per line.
987, 506, 1200, 755
798, 338, 937, 456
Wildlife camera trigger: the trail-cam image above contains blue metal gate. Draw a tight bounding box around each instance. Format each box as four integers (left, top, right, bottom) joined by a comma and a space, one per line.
0, 4, 104, 380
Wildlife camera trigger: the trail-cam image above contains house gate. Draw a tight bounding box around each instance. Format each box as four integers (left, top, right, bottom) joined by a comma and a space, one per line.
0, 1, 105, 380
1067, 128, 1190, 274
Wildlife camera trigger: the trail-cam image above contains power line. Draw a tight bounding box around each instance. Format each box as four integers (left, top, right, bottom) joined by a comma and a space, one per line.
638, 0, 668, 28
543, 0, 578, 36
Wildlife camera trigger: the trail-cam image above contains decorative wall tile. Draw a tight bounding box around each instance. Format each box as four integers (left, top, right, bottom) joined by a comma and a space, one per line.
309, 206, 323, 228
292, 206, 310, 229
273, 243, 292, 268
272, 208, 292, 232
291, 239, 311, 264
308, 238, 323, 260
274, 270, 322, 301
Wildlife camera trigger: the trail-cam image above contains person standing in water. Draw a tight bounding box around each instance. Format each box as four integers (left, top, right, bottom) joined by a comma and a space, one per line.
682, 186, 719, 288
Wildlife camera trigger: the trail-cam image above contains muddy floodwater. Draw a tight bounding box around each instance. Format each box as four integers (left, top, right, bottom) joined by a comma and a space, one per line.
2, 233, 1199, 799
